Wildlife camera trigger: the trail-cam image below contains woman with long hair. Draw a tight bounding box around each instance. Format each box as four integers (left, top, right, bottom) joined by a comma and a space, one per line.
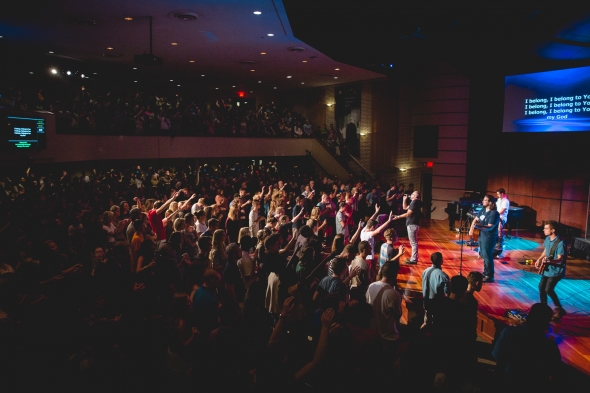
226, 196, 241, 243
210, 229, 228, 274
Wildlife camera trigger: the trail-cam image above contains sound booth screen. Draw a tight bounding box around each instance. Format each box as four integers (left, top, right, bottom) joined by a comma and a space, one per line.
502, 65, 590, 133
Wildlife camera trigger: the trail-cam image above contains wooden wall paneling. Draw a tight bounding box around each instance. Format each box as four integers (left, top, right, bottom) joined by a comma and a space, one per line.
560, 200, 588, 230
562, 176, 590, 202
412, 99, 470, 115
438, 125, 469, 138
533, 176, 563, 200
439, 138, 467, 151
487, 173, 509, 194
412, 113, 469, 127
508, 172, 534, 197
531, 197, 561, 226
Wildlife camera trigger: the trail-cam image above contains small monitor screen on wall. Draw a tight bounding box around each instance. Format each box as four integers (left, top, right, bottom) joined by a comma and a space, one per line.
3, 115, 46, 149
502, 65, 590, 133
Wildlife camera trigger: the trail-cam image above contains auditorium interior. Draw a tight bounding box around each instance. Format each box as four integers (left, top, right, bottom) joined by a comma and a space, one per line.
1, 1, 590, 391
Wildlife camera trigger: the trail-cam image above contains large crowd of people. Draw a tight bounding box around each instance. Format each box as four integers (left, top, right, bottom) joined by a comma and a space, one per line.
0, 159, 564, 391
1, 82, 348, 141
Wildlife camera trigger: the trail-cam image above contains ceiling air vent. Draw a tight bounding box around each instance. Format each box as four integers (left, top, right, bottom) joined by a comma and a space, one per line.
287, 47, 305, 53
173, 12, 198, 21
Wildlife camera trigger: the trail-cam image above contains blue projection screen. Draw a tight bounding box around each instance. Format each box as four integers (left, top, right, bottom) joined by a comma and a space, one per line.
502, 65, 590, 133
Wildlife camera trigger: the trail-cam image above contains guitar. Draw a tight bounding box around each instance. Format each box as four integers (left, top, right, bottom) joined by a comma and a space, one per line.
538, 257, 550, 275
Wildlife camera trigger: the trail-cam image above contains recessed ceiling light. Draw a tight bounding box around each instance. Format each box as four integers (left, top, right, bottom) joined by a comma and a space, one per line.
335, 68, 340, 71
274, 87, 277, 89
134, 80, 137, 83
106, 47, 113, 50
189, 60, 195, 63
253, 11, 262, 15
81, 74, 85, 78
124, 17, 133, 21
201, 74, 205, 77
171, 42, 178, 46
93, 72, 97, 75
334, 77, 338, 79
50, 68, 57, 74
0, 36, 3, 39
267, 33, 274, 37
301, 82, 305, 84
287, 76, 292, 78
66, 71, 71, 75
133, 67, 137, 70
215, 88, 219, 90
250, 69, 255, 72
232, 85, 235, 87
170, 79, 173, 82
260, 52, 266, 55
48, 51, 54, 54
177, 84, 181, 87
258, 81, 262, 83
29, 71, 34, 74
302, 60, 307, 63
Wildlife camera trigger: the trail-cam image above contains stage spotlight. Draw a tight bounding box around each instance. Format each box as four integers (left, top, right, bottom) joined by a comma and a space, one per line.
66, 71, 71, 75
50, 68, 58, 74
81, 74, 85, 78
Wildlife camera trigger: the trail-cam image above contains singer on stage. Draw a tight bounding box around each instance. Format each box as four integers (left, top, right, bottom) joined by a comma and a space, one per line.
469, 195, 499, 283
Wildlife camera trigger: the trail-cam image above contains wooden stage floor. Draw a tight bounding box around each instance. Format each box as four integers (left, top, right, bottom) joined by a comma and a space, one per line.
395, 219, 590, 376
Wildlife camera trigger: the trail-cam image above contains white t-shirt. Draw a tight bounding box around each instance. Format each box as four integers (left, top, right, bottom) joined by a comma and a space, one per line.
360, 229, 375, 260
496, 197, 510, 223
350, 256, 369, 288
365, 281, 401, 341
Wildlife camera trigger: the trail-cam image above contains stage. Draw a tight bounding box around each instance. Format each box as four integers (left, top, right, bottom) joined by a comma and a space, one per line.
395, 219, 590, 376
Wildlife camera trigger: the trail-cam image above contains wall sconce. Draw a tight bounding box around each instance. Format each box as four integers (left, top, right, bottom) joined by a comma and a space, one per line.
360, 133, 366, 136
326, 103, 333, 107
399, 168, 407, 172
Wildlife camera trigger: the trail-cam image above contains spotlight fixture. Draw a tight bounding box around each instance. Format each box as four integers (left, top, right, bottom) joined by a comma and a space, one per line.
29, 71, 34, 74
171, 42, 178, 46
274, 87, 277, 89
260, 52, 266, 55
177, 84, 180, 87
201, 74, 205, 77
334, 77, 338, 79
134, 80, 138, 83
232, 85, 235, 87
0, 36, 3, 39
253, 11, 262, 15
215, 87, 219, 90
66, 71, 71, 75
107, 47, 113, 50
189, 60, 195, 63
170, 79, 173, 81
250, 69, 255, 72
335, 68, 340, 70
50, 68, 57, 74
48, 51, 54, 54
301, 82, 304, 84
287, 75, 292, 78
81, 74, 85, 78
133, 67, 137, 70
302, 60, 307, 63
124, 17, 133, 21
267, 33, 274, 37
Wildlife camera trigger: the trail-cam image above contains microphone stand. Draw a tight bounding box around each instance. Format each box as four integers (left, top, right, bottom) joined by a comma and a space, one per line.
459, 207, 464, 275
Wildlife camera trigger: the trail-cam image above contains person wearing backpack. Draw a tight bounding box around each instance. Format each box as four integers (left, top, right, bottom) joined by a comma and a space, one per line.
535, 220, 567, 321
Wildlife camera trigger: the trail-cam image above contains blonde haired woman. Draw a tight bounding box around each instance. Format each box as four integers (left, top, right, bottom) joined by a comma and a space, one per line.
210, 229, 228, 274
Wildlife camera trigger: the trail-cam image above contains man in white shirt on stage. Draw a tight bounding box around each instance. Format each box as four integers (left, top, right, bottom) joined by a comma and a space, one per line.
496, 188, 510, 254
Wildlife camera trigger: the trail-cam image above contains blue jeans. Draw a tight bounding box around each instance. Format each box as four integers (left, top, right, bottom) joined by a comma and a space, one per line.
479, 235, 496, 277
407, 224, 419, 262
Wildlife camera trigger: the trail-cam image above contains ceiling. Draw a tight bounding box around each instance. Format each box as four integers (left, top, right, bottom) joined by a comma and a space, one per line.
0, 0, 383, 93
2, 0, 590, 95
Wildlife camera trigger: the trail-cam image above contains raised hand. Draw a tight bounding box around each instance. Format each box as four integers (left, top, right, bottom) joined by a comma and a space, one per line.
321, 308, 335, 328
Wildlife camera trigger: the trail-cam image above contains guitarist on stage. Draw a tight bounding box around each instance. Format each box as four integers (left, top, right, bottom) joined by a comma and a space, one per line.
535, 220, 567, 321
